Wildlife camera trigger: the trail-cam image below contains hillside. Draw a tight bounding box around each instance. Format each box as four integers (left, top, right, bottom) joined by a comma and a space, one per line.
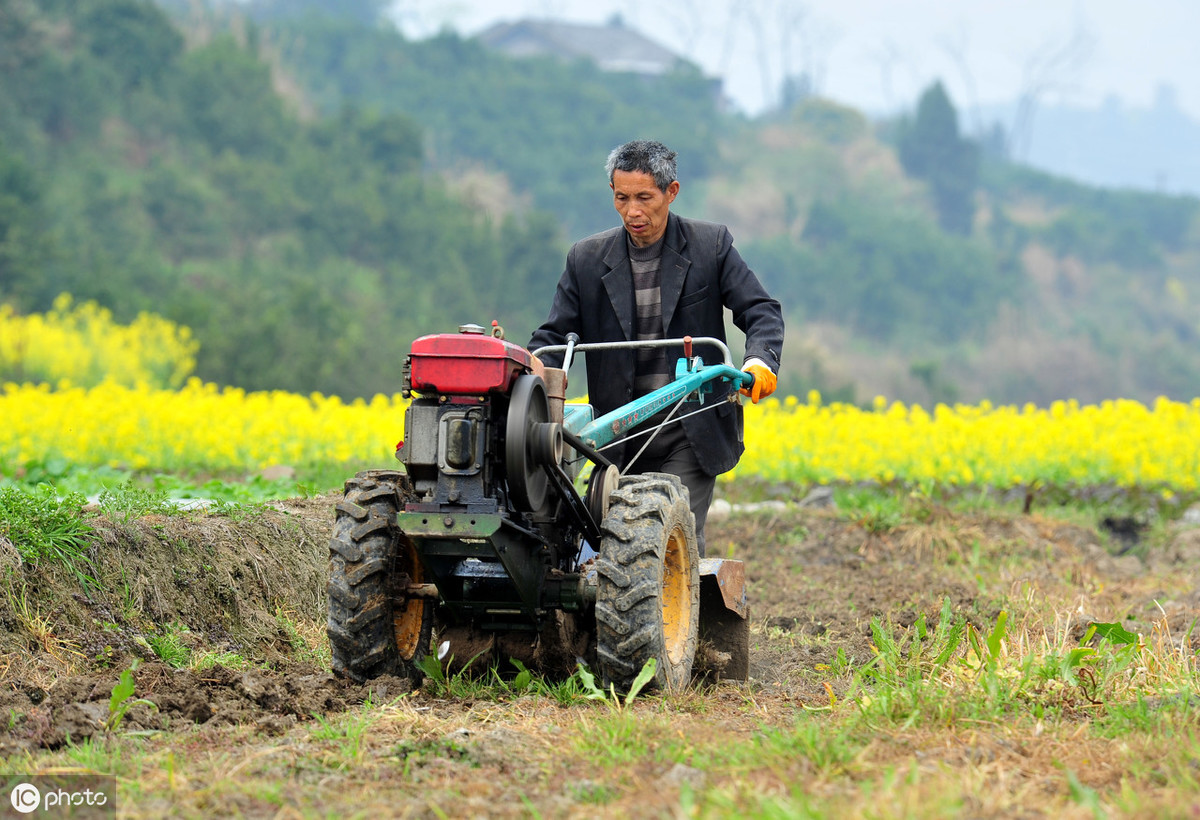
2, 0, 1197, 405
0, 0, 564, 398
982, 95, 1200, 197
706, 109, 1200, 405
180, 2, 1200, 406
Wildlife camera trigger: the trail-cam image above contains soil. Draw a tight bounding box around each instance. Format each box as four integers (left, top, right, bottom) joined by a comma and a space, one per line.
2, 488, 1199, 815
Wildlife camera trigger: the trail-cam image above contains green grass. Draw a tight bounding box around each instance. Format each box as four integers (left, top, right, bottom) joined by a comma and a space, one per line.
96, 483, 183, 523
835, 488, 906, 534
190, 649, 254, 670
0, 483, 96, 587
2, 465, 344, 507
146, 622, 191, 669
2, 465, 1199, 816
309, 696, 383, 765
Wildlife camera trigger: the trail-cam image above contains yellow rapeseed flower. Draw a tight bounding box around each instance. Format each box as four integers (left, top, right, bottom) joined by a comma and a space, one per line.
0, 295, 197, 389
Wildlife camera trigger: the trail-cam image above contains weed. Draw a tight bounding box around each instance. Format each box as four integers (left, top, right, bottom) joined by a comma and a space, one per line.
106, 664, 158, 732
836, 488, 904, 534
96, 483, 180, 523
4, 578, 83, 664
310, 694, 385, 765
208, 499, 271, 521
1060, 764, 1106, 817
0, 484, 97, 588
569, 781, 617, 805
115, 564, 142, 622
754, 716, 863, 775
574, 658, 657, 709
416, 649, 499, 699
5, 581, 56, 652
572, 708, 672, 766
148, 622, 191, 668
1093, 696, 1171, 736
63, 736, 128, 775
274, 605, 329, 666
191, 650, 252, 670
392, 733, 472, 776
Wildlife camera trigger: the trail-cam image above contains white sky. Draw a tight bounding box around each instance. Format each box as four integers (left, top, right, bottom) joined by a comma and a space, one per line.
392, 0, 1200, 124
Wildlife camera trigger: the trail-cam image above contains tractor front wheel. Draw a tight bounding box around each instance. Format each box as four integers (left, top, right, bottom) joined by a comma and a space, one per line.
595, 473, 700, 692
327, 470, 433, 683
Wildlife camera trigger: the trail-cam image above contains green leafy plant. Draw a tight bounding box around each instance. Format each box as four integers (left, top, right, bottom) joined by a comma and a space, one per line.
97, 483, 180, 522
0, 484, 96, 588
1089, 622, 1140, 646
574, 659, 658, 710
416, 649, 497, 699
966, 610, 1009, 671
836, 488, 904, 535
190, 650, 252, 670
106, 665, 159, 732
147, 622, 191, 668
208, 499, 271, 521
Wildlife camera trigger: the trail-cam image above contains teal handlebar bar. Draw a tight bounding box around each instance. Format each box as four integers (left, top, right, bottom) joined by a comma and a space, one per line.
571, 360, 751, 451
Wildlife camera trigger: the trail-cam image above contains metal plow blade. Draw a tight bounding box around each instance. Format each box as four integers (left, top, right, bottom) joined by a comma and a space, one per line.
695, 558, 749, 681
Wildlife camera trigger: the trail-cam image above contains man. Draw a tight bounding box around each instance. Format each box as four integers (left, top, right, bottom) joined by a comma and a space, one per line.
529, 140, 783, 555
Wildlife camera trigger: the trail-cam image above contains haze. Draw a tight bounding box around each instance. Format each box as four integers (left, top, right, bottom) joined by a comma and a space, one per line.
398, 0, 1198, 122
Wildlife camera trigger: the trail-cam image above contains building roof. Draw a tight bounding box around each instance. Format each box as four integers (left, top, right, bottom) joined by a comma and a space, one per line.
477, 17, 686, 76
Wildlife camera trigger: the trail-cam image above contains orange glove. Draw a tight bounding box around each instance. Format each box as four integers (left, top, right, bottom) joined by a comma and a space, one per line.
740, 362, 777, 403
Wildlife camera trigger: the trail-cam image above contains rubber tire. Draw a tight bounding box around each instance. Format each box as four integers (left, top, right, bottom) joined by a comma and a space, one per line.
595, 472, 700, 692
327, 470, 433, 683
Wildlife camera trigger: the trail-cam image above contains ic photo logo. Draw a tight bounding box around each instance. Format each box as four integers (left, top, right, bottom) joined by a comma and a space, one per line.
9, 783, 39, 813
5, 777, 113, 816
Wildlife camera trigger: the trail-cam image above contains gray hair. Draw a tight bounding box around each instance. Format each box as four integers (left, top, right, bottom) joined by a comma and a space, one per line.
605, 140, 677, 192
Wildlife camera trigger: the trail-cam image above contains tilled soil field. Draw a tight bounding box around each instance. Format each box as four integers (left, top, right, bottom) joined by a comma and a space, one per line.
2, 490, 1198, 817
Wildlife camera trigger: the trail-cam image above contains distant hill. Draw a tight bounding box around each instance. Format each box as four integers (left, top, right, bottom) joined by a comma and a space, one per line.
0, 0, 565, 397
978, 89, 1200, 197
3, 0, 1197, 407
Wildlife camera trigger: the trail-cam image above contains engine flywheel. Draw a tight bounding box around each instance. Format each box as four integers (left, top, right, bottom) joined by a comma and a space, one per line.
505, 374, 555, 512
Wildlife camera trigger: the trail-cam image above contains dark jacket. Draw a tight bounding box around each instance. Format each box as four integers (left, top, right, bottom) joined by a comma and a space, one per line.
529, 213, 784, 476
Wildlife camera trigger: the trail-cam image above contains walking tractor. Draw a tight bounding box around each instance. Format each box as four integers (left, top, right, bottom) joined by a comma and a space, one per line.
327, 322, 753, 691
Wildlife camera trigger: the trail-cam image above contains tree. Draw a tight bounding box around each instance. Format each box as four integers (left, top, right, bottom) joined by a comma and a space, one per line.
896, 82, 979, 235
77, 0, 184, 92
174, 36, 290, 159
245, 0, 389, 27
0, 141, 55, 308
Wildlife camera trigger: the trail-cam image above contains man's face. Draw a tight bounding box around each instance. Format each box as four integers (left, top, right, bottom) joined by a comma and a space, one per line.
611, 169, 679, 247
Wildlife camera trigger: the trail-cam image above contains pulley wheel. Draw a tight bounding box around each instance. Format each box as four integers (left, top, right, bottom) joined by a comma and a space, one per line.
505, 374, 552, 512
586, 464, 620, 526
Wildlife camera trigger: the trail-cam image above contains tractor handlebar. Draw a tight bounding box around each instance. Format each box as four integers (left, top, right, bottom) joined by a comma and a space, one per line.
534, 335, 736, 367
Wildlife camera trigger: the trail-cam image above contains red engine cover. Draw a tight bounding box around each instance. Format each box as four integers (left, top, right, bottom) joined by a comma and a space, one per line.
408, 332, 533, 395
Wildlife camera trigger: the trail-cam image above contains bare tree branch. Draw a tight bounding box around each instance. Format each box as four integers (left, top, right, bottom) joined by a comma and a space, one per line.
654, 0, 709, 58
937, 25, 983, 137
1009, 22, 1094, 159
739, 0, 776, 108
866, 39, 905, 115
732, 0, 836, 111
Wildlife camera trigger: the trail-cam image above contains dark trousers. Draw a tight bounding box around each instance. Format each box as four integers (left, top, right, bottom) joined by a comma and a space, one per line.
621, 419, 715, 557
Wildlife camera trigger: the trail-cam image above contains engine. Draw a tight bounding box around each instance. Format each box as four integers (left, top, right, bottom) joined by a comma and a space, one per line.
398, 323, 534, 512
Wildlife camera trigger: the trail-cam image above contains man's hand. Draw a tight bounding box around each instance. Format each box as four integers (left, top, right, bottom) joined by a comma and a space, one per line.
740, 361, 777, 403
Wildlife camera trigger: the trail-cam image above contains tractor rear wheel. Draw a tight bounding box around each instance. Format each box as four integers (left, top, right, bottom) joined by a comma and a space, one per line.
327, 470, 433, 683
595, 473, 700, 692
